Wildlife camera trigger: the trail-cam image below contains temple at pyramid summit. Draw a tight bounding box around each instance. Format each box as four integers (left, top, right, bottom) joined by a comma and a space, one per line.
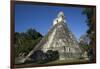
20, 11, 83, 63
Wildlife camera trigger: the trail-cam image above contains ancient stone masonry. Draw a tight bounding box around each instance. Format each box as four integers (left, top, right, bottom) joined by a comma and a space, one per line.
23, 11, 82, 62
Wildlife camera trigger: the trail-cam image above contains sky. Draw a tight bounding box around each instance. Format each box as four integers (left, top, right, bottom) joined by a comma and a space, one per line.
15, 3, 88, 40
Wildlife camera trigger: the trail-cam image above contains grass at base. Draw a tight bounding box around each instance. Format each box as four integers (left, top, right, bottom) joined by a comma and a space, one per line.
14, 59, 89, 68
46, 59, 89, 65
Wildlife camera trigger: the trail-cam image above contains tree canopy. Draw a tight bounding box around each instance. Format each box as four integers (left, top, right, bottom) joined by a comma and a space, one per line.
14, 28, 43, 57
82, 7, 96, 61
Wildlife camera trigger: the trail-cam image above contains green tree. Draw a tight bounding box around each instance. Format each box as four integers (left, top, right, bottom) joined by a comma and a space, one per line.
82, 7, 96, 62
83, 8, 96, 41
14, 28, 43, 58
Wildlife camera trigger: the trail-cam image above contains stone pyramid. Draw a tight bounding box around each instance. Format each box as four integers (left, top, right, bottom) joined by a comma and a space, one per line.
22, 11, 82, 63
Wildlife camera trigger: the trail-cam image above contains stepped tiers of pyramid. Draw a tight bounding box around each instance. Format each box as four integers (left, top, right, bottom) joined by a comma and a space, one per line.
22, 11, 82, 63
41, 11, 82, 60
